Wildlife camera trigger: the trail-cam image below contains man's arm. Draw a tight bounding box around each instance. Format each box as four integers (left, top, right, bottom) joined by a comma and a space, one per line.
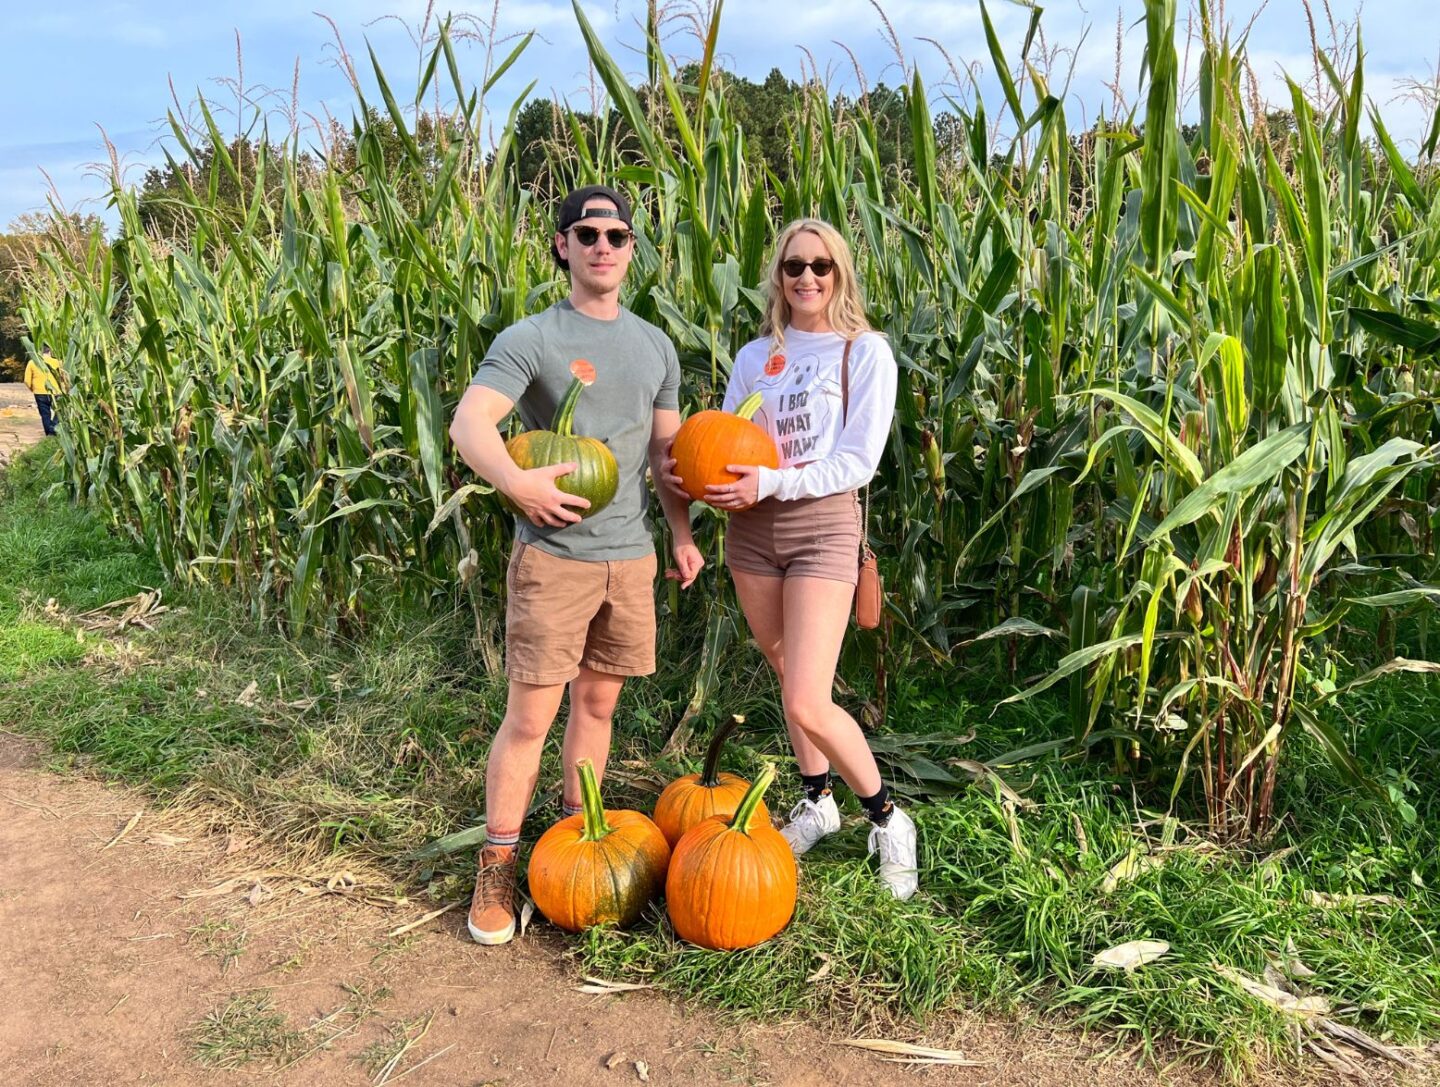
450, 385, 590, 528
649, 408, 703, 588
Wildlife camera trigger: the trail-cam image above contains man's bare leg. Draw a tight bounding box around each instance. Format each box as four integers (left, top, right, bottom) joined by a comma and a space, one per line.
559, 667, 626, 812
469, 678, 568, 945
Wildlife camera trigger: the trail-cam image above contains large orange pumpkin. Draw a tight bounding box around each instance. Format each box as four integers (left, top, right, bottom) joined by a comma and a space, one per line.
504, 360, 619, 518
528, 759, 670, 932
652, 714, 767, 847
670, 391, 779, 507
665, 764, 797, 950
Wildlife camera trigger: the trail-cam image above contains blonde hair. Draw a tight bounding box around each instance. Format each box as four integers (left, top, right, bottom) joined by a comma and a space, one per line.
760, 218, 872, 353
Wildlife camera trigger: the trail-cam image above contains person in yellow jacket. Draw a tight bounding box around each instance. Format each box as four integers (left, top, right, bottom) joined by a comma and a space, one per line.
23, 345, 63, 436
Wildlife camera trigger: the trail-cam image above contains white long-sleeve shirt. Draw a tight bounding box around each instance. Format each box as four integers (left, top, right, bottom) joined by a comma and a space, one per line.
722, 327, 898, 502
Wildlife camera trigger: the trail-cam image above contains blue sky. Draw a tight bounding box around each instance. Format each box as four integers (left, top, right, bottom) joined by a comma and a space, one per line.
2, 1, 1437, 229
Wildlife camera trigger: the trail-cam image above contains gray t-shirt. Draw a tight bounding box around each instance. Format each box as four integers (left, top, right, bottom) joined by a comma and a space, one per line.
471, 299, 681, 561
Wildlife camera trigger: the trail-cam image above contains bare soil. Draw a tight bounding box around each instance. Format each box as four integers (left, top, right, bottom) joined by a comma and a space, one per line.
0, 382, 45, 465
0, 732, 1222, 1087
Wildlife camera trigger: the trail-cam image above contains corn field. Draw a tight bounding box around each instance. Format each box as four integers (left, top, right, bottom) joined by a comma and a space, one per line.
22, 0, 1440, 837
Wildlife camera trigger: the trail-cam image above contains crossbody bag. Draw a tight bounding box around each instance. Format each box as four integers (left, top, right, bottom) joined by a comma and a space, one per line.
840, 339, 883, 630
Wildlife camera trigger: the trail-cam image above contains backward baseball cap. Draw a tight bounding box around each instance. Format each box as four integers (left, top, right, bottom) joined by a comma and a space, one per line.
552, 184, 634, 270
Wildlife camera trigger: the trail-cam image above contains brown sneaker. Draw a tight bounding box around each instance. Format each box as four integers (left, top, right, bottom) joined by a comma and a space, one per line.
467, 844, 519, 945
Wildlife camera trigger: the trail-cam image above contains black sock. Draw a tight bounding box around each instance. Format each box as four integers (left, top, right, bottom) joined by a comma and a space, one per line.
859, 785, 893, 826
800, 772, 831, 804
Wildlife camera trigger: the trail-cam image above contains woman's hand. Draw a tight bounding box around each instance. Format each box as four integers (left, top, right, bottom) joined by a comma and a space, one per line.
705, 464, 760, 510
666, 541, 705, 588
658, 439, 692, 501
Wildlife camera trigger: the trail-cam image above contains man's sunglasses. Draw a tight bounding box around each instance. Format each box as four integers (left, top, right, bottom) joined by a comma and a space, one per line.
570, 225, 634, 248
781, 257, 835, 278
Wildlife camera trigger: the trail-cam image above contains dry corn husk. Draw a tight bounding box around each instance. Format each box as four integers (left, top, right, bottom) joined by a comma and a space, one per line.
1093, 939, 1170, 973
1304, 890, 1399, 910
1213, 964, 1330, 1018
574, 977, 654, 995
837, 1039, 988, 1066
1100, 849, 1163, 893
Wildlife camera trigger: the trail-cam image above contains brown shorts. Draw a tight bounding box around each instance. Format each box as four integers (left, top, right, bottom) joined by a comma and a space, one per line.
505, 542, 658, 686
725, 491, 861, 585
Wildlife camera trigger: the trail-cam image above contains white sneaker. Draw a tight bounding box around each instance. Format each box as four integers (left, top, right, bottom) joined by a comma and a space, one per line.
780, 792, 842, 856
867, 805, 918, 900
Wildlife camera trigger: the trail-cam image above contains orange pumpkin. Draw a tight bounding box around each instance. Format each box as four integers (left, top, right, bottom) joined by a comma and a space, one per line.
670, 391, 779, 507
528, 759, 670, 933
653, 714, 767, 847
665, 764, 797, 950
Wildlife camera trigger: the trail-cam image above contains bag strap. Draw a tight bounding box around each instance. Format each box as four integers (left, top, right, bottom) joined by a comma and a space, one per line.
840, 339, 876, 563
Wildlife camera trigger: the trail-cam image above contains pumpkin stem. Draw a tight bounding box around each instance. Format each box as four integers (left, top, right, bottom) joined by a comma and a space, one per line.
552, 376, 587, 437
728, 762, 775, 836
699, 714, 744, 788
575, 758, 614, 841
734, 391, 765, 421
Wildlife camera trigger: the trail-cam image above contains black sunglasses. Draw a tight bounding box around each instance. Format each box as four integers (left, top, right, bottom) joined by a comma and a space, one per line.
570, 225, 634, 248
781, 257, 835, 278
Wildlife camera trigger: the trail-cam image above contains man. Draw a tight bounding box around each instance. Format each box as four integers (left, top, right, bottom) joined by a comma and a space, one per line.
23, 344, 63, 436
450, 185, 703, 945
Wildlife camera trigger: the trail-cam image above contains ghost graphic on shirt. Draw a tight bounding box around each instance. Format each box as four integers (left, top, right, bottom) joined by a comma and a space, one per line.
752, 349, 840, 464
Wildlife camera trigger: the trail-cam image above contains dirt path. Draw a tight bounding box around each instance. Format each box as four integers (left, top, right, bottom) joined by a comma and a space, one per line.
0, 382, 45, 465
0, 733, 1218, 1087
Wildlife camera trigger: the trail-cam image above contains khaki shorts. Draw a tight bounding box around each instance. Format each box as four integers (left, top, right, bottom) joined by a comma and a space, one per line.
725, 491, 861, 585
504, 542, 658, 686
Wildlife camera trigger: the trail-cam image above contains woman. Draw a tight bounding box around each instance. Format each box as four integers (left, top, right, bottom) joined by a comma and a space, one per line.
665, 218, 916, 900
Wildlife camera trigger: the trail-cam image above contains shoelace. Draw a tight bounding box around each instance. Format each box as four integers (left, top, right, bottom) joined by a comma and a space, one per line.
785, 798, 830, 842
867, 822, 917, 876
866, 823, 886, 859
478, 851, 517, 909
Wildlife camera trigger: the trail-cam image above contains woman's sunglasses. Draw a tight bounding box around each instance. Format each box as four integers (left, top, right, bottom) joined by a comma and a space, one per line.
781, 257, 834, 279
570, 225, 634, 248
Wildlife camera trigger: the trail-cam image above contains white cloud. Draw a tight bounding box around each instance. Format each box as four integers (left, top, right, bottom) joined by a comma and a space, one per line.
6, 0, 1440, 225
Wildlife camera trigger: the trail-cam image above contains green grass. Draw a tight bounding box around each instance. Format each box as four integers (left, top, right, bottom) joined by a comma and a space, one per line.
581, 745, 1440, 1075
581, 862, 1007, 1027
187, 991, 303, 1069
0, 619, 85, 680
0, 441, 159, 680
4, 443, 1439, 1080
0, 442, 160, 618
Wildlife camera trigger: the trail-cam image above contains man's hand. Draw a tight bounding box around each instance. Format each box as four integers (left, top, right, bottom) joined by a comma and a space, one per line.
657, 438, 692, 501
666, 541, 704, 588
451, 387, 591, 529
704, 464, 761, 510
504, 463, 591, 527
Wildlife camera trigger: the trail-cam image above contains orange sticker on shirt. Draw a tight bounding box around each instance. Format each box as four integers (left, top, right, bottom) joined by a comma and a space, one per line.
764, 354, 786, 377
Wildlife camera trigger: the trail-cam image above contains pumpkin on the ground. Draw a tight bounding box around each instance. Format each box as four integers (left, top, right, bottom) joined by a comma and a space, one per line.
665, 764, 796, 950
528, 758, 670, 932
505, 359, 618, 518
669, 391, 778, 507
652, 714, 767, 847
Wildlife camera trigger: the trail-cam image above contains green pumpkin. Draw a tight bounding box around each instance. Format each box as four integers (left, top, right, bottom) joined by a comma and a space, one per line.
504, 360, 619, 518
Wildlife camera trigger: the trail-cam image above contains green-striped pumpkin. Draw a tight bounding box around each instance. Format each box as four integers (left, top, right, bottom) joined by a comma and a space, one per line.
504, 359, 619, 518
